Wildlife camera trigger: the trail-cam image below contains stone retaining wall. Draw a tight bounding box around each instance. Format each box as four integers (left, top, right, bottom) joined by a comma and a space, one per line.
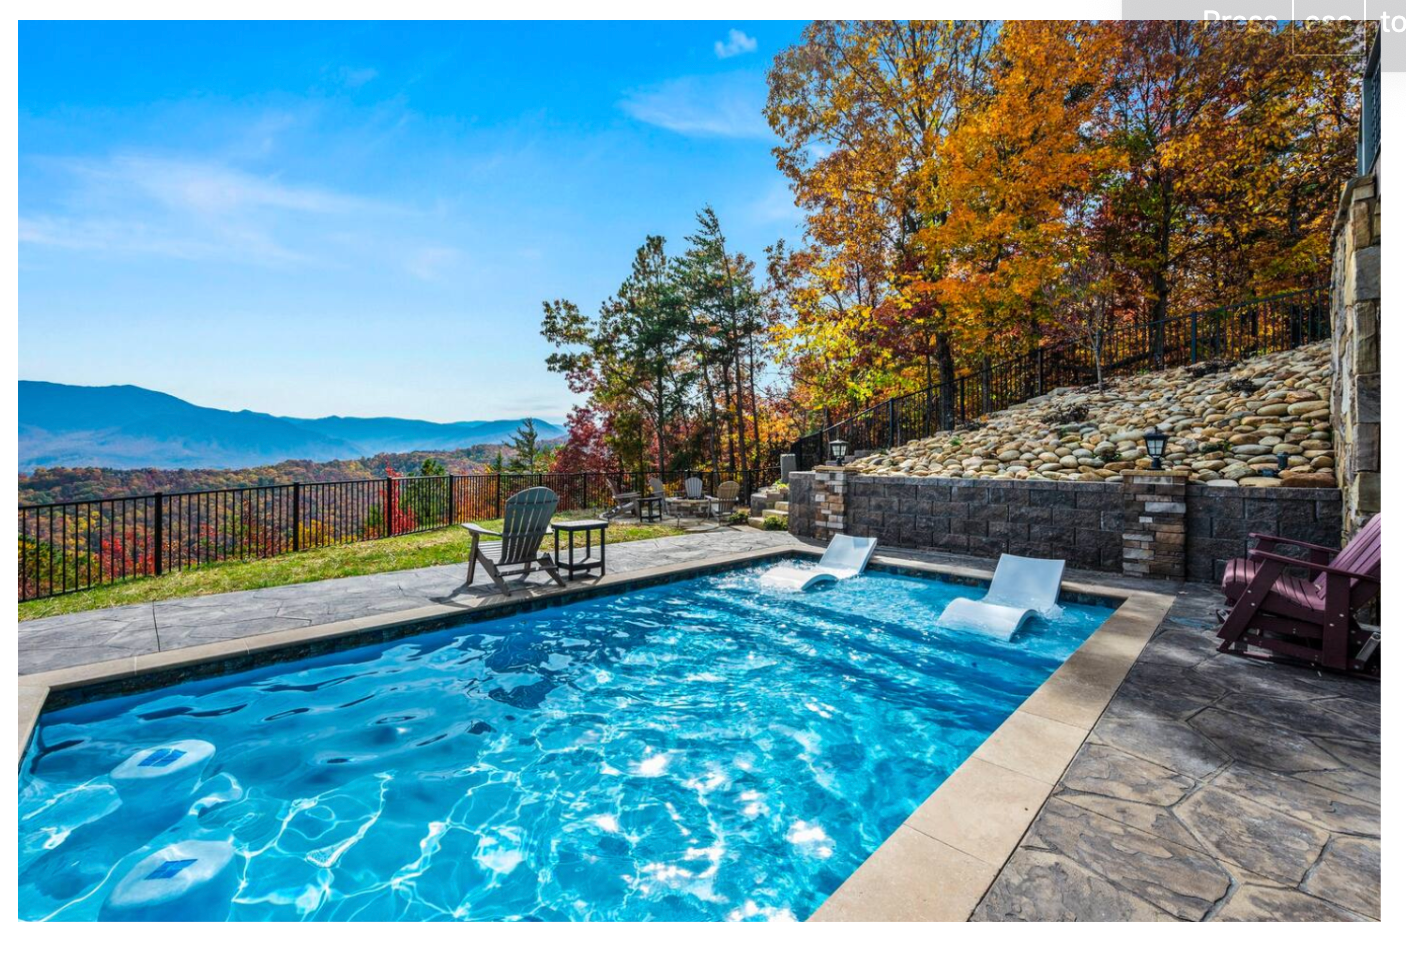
788, 471, 1342, 583
1185, 484, 1344, 583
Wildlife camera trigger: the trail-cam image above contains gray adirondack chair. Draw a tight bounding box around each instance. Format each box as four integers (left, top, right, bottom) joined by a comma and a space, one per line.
707, 480, 740, 519
648, 477, 678, 522
462, 486, 566, 595
600, 476, 641, 521
683, 476, 704, 499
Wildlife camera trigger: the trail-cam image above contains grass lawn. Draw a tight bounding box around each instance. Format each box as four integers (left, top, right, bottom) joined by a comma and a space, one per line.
18, 512, 692, 622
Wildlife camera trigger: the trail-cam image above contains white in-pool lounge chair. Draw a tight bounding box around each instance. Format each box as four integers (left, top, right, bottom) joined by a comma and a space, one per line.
937, 554, 1065, 640
761, 535, 878, 590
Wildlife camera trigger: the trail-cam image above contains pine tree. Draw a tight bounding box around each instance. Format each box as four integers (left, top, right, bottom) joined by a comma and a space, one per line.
507, 419, 542, 473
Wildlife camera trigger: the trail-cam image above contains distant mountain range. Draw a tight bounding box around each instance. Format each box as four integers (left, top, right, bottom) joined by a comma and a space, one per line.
18, 381, 563, 471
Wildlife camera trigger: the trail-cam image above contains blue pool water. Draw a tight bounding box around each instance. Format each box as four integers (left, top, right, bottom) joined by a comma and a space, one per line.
19, 563, 1111, 922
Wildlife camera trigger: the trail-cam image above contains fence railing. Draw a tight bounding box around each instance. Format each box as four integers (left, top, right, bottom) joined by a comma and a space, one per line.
791, 286, 1330, 470
17, 467, 778, 602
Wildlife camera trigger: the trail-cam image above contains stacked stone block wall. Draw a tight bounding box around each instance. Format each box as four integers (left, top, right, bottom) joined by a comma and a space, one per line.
788, 472, 1341, 584
826, 474, 1125, 572
1185, 484, 1344, 583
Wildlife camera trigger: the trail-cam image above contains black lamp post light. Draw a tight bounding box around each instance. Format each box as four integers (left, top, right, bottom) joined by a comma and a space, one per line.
1144, 429, 1169, 471
829, 438, 849, 466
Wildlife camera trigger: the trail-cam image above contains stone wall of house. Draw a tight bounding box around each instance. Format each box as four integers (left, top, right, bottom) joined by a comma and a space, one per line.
1330, 170, 1381, 536
788, 472, 1342, 584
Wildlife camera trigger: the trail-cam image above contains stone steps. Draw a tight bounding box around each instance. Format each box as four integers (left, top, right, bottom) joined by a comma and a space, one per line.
762, 508, 789, 521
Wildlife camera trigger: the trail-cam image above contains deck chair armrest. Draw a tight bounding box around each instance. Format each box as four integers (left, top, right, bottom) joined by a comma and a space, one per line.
1246, 549, 1379, 583
1250, 531, 1338, 563
461, 522, 502, 539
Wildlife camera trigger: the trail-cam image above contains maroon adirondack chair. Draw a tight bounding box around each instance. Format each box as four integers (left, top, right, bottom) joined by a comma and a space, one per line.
1216, 514, 1381, 674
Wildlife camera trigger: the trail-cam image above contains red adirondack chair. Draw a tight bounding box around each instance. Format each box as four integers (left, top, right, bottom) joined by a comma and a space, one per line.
1216, 514, 1381, 674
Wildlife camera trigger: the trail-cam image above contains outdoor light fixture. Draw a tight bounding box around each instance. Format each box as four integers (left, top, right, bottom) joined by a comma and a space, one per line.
829, 438, 849, 465
1144, 430, 1169, 471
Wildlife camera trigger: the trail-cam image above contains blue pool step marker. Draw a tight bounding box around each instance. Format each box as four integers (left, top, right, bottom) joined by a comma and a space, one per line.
100, 840, 238, 921
110, 740, 214, 795
138, 747, 187, 768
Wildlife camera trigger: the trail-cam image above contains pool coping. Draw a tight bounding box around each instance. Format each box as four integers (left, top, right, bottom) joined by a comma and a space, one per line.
15, 546, 1173, 923
807, 568, 1174, 922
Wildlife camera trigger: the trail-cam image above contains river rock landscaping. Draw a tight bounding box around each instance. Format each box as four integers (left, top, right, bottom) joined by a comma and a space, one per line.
851, 342, 1334, 487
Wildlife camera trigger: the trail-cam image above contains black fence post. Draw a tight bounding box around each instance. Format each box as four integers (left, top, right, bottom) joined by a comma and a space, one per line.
495, 474, 503, 518
384, 478, 393, 538
292, 482, 301, 552
1191, 314, 1199, 364
1036, 348, 1044, 396
154, 492, 164, 577
887, 398, 897, 448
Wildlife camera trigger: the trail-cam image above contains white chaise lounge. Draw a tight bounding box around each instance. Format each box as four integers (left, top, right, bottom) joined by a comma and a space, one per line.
936, 554, 1066, 640
760, 535, 878, 590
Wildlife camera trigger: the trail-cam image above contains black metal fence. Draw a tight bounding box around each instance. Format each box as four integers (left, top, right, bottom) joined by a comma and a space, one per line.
792, 286, 1330, 470
18, 467, 777, 602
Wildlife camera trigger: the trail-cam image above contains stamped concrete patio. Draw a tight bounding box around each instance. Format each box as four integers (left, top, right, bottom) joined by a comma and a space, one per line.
16, 530, 1379, 922
973, 581, 1381, 922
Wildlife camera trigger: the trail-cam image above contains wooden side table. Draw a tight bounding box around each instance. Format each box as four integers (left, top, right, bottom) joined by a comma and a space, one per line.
550, 519, 609, 581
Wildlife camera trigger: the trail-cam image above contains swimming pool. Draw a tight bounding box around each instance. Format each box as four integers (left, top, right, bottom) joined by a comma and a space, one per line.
19, 562, 1112, 922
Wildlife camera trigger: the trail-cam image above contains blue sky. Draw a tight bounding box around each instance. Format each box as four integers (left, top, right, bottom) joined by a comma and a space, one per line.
19, 21, 807, 422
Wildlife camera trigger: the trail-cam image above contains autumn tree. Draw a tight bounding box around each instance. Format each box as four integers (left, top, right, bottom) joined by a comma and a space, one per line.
764, 19, 1360, 433
552, 405, 616, 475
766, 20, 998, 424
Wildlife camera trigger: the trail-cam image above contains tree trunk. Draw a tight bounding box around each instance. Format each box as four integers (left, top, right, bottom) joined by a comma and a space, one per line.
701, 362, 721, 471
936, 331, 957, 430
720, 364, 737, 472
733, 348, 749, 477
748, 334, 763, 474
654, 381, 667, 475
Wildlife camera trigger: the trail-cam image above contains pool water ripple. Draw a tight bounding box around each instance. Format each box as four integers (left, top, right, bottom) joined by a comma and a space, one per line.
19, 564, 1109, 921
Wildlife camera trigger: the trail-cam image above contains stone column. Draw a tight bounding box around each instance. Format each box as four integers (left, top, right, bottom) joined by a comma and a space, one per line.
1121, 470, 1188, 579
1330, 171, 1380, 536
812, 466, 854, 542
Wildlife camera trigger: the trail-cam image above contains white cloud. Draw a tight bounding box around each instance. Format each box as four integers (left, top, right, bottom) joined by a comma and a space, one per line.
714, 29, 758, 60
17, 152, 423, 270
619, 72, 771, 139
748, 180, 801, 226
62, 155, 374, 217
405, 245, 460, 281
337, 66, 379, 88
